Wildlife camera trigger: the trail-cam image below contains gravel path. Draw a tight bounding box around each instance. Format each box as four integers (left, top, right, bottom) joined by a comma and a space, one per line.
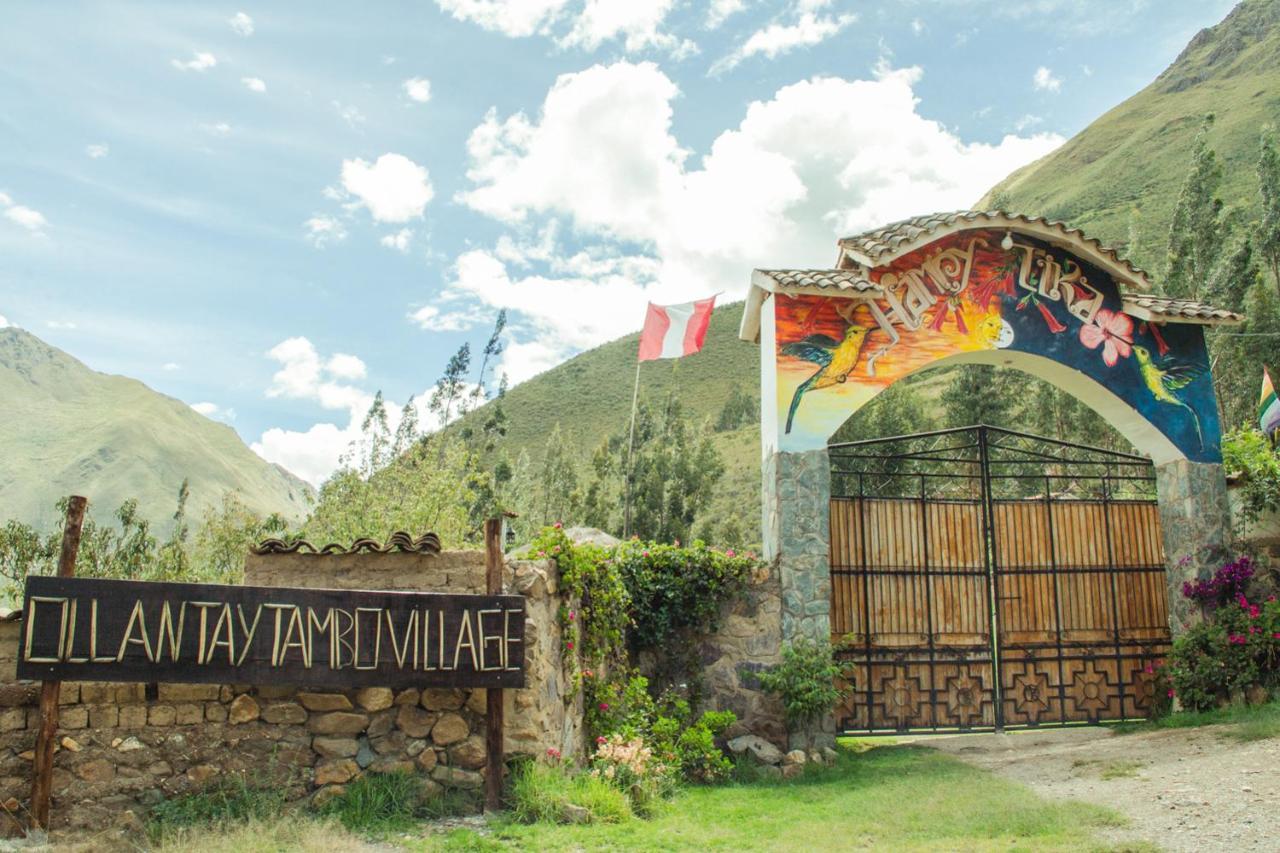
920, 725, 1279, 852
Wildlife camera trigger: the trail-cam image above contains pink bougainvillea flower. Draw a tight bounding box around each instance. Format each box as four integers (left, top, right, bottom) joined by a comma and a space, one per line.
725, 549, 736, 558
565, 640, 574, 650
1167, 689, 1175, 698
599, 702, 610, 711
553, 521, 563, 529
568, 609, 576, 621
1079, 309, 1134, 366
597, 736, 607, 744
547, 747, 561, 759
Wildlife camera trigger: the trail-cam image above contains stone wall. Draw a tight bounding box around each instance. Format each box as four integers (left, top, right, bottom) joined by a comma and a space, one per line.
0, 551, 582, 831
694, 564, 786, 746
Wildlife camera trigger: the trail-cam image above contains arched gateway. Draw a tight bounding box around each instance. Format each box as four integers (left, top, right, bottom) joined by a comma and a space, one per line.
740, 212, 1244, 735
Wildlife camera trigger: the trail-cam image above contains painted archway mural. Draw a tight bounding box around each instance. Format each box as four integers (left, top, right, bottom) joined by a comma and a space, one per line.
760, 228, 1224, 463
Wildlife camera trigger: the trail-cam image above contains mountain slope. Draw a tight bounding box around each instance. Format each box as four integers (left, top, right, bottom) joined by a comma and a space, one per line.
980, 0, 1280, 269
0, 328, 312, 532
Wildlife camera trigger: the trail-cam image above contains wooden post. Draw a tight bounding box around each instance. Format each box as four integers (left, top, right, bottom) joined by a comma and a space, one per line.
30, 496, 87, 831
483, 517, 505, 813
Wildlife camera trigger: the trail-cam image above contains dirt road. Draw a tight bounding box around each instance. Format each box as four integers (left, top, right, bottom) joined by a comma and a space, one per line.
922, 725, 1279, 852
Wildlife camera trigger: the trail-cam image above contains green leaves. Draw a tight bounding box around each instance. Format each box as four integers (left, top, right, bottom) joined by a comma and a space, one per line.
756, 638, 850, 733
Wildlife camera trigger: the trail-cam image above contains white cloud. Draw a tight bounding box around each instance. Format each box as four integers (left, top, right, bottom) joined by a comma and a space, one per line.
443, 60, 1062, 383
171, 51, 217, 72
435, 0, 572, 38
340, 154, 434, 223
251, 338, 439, 485
407, 304, 486, 332
0, 315, 9, 329
1014, 113, 1043, 131
190, 401, 235, 421
1033, 66, 1062, 92
403, 77, 432, 103
380, 228, 414, 252
332, 101, 367, 128
200, 121, 232, 135
229, 12, 254, 36
706, 0, 746, 29
241, 77, 267, 93
162, 362, 181, 371
559, 0, 694, 57
436, 0, 690, 55
0, 192, 9, 206
85, 143, 109, 159
911, 17, 925, 35
46, 320, 76, 330
326, 353, 367, 380
713, 5, 855, 73
304, 214, 347, 248
5, 206, 48, 231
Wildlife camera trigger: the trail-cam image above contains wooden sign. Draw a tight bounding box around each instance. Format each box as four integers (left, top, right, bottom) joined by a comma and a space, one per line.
17, 576, 525, 689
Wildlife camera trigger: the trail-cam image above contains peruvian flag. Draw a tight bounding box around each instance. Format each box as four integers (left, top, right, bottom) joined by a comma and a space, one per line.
637, 297, 716, 362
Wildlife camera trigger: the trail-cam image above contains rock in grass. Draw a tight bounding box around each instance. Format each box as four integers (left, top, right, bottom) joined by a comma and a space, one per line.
727, 734, 783, 765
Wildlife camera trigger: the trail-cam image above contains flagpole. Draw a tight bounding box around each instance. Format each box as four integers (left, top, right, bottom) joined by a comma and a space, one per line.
623, 358, 642, 539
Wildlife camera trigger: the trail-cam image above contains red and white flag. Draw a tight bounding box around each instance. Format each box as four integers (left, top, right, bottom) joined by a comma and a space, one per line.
637, 297, 716, 362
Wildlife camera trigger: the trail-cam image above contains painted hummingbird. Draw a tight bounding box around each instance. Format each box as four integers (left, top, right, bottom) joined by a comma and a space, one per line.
1132, 344, 1204, 450
781, 324, 873, 434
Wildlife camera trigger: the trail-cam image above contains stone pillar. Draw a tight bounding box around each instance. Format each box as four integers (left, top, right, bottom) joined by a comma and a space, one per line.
762, 448, 836, 750
1154, 459, 1232, 635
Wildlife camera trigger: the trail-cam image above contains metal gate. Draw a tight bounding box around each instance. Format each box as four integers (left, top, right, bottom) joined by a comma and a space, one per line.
828, 425, 1170, 733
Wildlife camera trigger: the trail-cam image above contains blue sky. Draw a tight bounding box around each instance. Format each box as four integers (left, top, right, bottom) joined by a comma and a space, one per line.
0, 0, 1237, 484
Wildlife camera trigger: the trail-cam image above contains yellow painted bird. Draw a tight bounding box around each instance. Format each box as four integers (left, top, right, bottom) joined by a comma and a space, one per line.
1132, 344, 1204, 450
782, 324, 872, 434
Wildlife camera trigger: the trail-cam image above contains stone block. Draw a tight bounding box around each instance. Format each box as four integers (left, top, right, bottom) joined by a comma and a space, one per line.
148, 705, 176, 727
58, 683, 80, 705
205, 703, 228, 723
421, 689, 465, 711
76, 759, 114, 783
396, 705, 436, 739
393, 689, 420, 707
367, 708, 395, 738
312, 785, 346, 808
0, 709, 25, 733
308, 712, 368, 735
261, 702, 308, 725
118, 705, 147, 729
158, 684, 221, 702
187, 765, 218, 786
354, 687, 393, 712
415, 748, 438, 772
298, 692, 352, 712
89, 705, 119, 729
315, 758, 359, 786
115, 684, 146, 703
431, 713, 468, 746
371, 731, 406, 755
229, 695, 261, 725
174, 704, 204, 726
448, 735, 486, 770
727, 735, 782, 766
368, 757, 414, 774
312, 737, 359, 758
256, 685, 296, 700
80, 684, 114, 704
431, 764, 482, 789
60, 706, 88, 730
465, 689, 487, 715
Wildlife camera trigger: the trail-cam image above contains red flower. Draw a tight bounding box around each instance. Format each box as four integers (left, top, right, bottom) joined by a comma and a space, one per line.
553, 521, 563, 529
566, 641, 574, 650
569, 609, 576, 621
1036, 301, 1066, 334
726, 549, 736, 558
598, 702, 610, 711
1079, 309, 1134, 366
596, 736, 607, 745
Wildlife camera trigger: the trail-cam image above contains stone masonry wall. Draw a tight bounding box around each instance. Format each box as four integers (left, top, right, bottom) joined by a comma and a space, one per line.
0, 551, 582, 831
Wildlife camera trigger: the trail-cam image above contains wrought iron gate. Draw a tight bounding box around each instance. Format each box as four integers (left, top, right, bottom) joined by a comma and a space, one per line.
828, 425, 1170, 733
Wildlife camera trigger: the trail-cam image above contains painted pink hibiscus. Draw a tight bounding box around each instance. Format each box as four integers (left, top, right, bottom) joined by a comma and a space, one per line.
1079, 309, 1134, 367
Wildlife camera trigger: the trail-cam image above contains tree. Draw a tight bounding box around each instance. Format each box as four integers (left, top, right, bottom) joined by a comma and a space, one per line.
1258, 127, 1280, 289
532, 425, 579, 529
429, 343, 472, 427
714, 383, 757, 432
1165, 115, 1226, 299
940, 365, 1022, 428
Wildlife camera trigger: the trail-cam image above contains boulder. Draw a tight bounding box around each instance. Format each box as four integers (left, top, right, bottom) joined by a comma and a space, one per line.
315, 759, 360, 786
431, 713, 469, 746
298, 692, 353, 712
396, 705, 437, 739
308, 712, 369, 735
228, 695, 261, 725
355, 687, 394, 712
727, 735, 783, 766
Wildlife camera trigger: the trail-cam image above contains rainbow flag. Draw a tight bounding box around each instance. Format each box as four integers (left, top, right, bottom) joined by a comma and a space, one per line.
1261, 368, 1280, 437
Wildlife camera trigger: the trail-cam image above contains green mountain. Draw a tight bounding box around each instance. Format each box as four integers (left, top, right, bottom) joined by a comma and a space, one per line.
980, 0, 1280, 270
0, 327, 313, 533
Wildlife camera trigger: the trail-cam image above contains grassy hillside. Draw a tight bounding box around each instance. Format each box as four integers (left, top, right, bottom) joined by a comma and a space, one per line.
0, 327, 313, 533
980, 0, 1280, 270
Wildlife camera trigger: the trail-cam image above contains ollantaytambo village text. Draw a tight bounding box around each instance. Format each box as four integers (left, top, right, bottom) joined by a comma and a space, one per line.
17, 576, 526, 689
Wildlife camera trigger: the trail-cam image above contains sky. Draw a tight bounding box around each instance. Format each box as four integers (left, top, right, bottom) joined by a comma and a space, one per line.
0, 0, 1238, 486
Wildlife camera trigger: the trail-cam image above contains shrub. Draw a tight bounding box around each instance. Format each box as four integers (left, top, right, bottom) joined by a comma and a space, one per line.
757, 637, 849, 742
315, 771, 438, 833
508, 757, 633, 825
673, 710, 736, 784
1223, 429, 1280, 526
591, 734, 676, 816
1163, 558, 1280, 712
148, 774, 288, 839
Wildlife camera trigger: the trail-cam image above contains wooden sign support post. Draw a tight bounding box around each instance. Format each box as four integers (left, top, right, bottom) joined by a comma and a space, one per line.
483, 517, 506, 812
30, 496, 87, 831
483, 516, 505, 812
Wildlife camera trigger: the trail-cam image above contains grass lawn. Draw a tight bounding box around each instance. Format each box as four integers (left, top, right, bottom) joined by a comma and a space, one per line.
1112, 698, 1280, 742
418, 743, 1126, 852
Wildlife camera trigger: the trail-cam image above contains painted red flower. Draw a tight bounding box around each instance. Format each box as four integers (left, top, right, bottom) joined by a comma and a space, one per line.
1079, 309, 1134, 366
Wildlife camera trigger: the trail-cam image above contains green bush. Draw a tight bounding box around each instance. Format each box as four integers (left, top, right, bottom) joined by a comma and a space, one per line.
148, 774, 287, 839
1223, 429, 1280, 527
508, 758, 633, 825
674, 710, 736, 783
756, 638, 849, 740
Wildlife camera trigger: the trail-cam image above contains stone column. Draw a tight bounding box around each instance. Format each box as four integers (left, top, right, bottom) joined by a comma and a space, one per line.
1154, 459, 1232, 635
762, 447, 836, 750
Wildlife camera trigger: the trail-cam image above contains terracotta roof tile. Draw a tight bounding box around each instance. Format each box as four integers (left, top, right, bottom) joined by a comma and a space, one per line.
1121, 294, 1243, 326
753, 269, 876, 292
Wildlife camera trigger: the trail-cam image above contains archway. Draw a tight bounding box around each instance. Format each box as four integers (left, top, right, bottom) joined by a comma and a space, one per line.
740, 212, 1243, 743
